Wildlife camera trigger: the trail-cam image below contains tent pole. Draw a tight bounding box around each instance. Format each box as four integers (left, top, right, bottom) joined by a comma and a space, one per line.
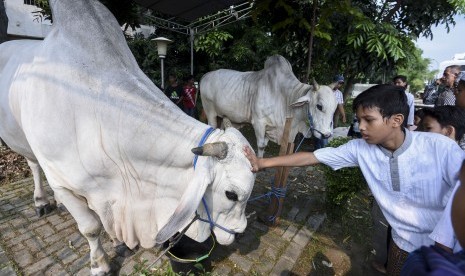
190, 28, 194, 75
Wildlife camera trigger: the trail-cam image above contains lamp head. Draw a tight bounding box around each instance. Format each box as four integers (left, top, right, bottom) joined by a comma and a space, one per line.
151, 37, 173, 58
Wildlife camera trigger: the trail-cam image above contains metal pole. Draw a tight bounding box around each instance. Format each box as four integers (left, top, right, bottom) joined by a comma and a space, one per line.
190, 28, 194, 75
161, 58, 165, 89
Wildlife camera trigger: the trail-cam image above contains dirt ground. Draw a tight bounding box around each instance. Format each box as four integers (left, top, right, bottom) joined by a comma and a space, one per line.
0, 131, 382, 275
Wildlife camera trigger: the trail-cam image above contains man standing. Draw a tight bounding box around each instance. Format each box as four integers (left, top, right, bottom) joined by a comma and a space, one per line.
436, 65, 461, 107
330, 75, 346, 127
393, 75, 415, 129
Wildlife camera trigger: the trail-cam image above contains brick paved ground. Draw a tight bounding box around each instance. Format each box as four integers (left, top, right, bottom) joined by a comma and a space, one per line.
0, 167, 326, 275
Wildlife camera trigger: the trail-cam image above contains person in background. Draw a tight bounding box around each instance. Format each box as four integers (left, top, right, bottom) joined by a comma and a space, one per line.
435, 65, 461, 107
413, 108, 427, 132
182, 75, 197, 117
454, 72, 465, 109
164, 74, 184, 110
393, 75, 415, 130
330, 75, 347, 127
423, 79, 441, 105
244, 84, 465, 275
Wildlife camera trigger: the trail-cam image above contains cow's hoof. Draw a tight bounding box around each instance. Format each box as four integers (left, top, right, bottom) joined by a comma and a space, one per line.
35, 202, 57, 217
43, 203, 56, 215
115, 243, 135, 257
57, 203, 68, 213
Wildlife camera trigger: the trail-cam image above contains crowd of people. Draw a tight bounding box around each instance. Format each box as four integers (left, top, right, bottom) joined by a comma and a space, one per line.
244, 65, 465, 275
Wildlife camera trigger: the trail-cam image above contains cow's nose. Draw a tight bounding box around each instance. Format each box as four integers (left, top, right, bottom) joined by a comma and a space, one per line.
323, 132, 332, 138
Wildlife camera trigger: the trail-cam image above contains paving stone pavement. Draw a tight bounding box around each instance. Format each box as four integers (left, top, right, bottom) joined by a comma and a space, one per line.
0, 169, 326, 275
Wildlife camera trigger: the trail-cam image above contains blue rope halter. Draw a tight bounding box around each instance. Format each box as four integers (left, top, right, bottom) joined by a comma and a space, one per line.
193, 127, 236, 235
247, 183, 287, 223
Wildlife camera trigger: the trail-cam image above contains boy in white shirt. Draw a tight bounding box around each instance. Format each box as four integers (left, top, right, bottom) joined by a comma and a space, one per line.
244, 84, 465, 275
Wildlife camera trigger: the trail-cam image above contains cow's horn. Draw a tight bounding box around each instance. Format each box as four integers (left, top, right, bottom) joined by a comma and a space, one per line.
312, 78, 320, 91
191, 142, 228, 159
223, 117, 232, 128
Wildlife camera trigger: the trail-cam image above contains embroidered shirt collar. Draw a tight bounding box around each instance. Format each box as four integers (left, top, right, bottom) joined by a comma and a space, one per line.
378, 128, 412, 158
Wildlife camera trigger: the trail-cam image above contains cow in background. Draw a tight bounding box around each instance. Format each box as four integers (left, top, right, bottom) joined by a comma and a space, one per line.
200, 55, 337, 157
0, 0, 255, 274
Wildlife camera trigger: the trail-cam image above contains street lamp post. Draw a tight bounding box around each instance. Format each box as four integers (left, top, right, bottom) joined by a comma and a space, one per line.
152, 37, 173, 89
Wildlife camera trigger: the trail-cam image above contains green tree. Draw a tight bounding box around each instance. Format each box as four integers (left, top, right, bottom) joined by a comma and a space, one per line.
33, 0, 141, 30
251, 0, 465, 98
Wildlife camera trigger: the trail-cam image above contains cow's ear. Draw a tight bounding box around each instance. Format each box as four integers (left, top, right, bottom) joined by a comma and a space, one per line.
155, 159, 213, 244
290, 94, 310, 108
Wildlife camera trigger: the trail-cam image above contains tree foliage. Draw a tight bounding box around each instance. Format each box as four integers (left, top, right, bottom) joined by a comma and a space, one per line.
32, 0, 141, 30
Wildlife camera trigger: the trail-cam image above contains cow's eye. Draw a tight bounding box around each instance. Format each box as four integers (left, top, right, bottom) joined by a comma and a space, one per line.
225, 191, 238, 201
316, 104, 323, 111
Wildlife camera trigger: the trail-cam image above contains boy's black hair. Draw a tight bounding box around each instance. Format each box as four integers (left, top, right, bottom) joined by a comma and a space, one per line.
353, 84, 409, 128
414, 108, 427, 119
393, 75, 407, 83
422, 106, 465, 141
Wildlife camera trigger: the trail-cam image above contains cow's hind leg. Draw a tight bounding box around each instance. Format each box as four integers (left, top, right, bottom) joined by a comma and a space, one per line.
54, 187, 111, 275
27, 159, 56, 217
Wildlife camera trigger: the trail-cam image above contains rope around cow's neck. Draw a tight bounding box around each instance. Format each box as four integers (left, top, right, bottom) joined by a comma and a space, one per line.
294, 109, 329, 153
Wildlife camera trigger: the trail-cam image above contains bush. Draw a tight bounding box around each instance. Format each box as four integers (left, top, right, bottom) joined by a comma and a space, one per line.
319, 137, 367, 207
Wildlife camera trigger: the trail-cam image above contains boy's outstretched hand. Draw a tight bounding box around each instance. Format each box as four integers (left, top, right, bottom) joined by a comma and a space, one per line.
243, 146, 260, 172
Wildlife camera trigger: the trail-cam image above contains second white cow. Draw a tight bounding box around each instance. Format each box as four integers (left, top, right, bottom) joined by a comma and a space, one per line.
200, 55, 337, 157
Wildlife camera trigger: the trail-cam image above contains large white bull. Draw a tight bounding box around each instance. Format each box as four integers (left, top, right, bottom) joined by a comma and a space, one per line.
0, 0, 255, 274
200, 55, 337, 157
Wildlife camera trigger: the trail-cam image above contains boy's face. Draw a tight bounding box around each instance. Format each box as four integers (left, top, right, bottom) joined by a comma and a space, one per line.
422, 115, 445, 135
355, 106, 402, 145
393, 79, 407, 88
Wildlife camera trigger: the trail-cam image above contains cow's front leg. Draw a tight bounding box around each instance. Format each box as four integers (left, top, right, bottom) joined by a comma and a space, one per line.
53, 187, 110, 275
26, 159, 55, 217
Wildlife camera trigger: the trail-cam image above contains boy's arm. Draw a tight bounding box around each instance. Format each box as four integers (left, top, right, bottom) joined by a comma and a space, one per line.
243, 146, 320, 172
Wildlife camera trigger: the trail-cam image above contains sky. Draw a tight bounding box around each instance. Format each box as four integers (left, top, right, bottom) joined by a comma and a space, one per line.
415, 15, 465, 71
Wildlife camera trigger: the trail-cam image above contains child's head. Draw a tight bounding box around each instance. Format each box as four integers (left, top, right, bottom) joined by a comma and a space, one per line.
421, 106, 465, 142
186, 75, 195, 85
352, 84, 408, 144
393, 75, 408, 89
168, 74, 177, 84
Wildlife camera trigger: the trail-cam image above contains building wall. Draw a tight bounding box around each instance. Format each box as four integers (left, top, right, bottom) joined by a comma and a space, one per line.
5, 0, 51, 39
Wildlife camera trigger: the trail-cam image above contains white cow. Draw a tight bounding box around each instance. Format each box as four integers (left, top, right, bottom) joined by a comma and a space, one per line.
0, 0, 255, 274
200, 55, 338, 157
